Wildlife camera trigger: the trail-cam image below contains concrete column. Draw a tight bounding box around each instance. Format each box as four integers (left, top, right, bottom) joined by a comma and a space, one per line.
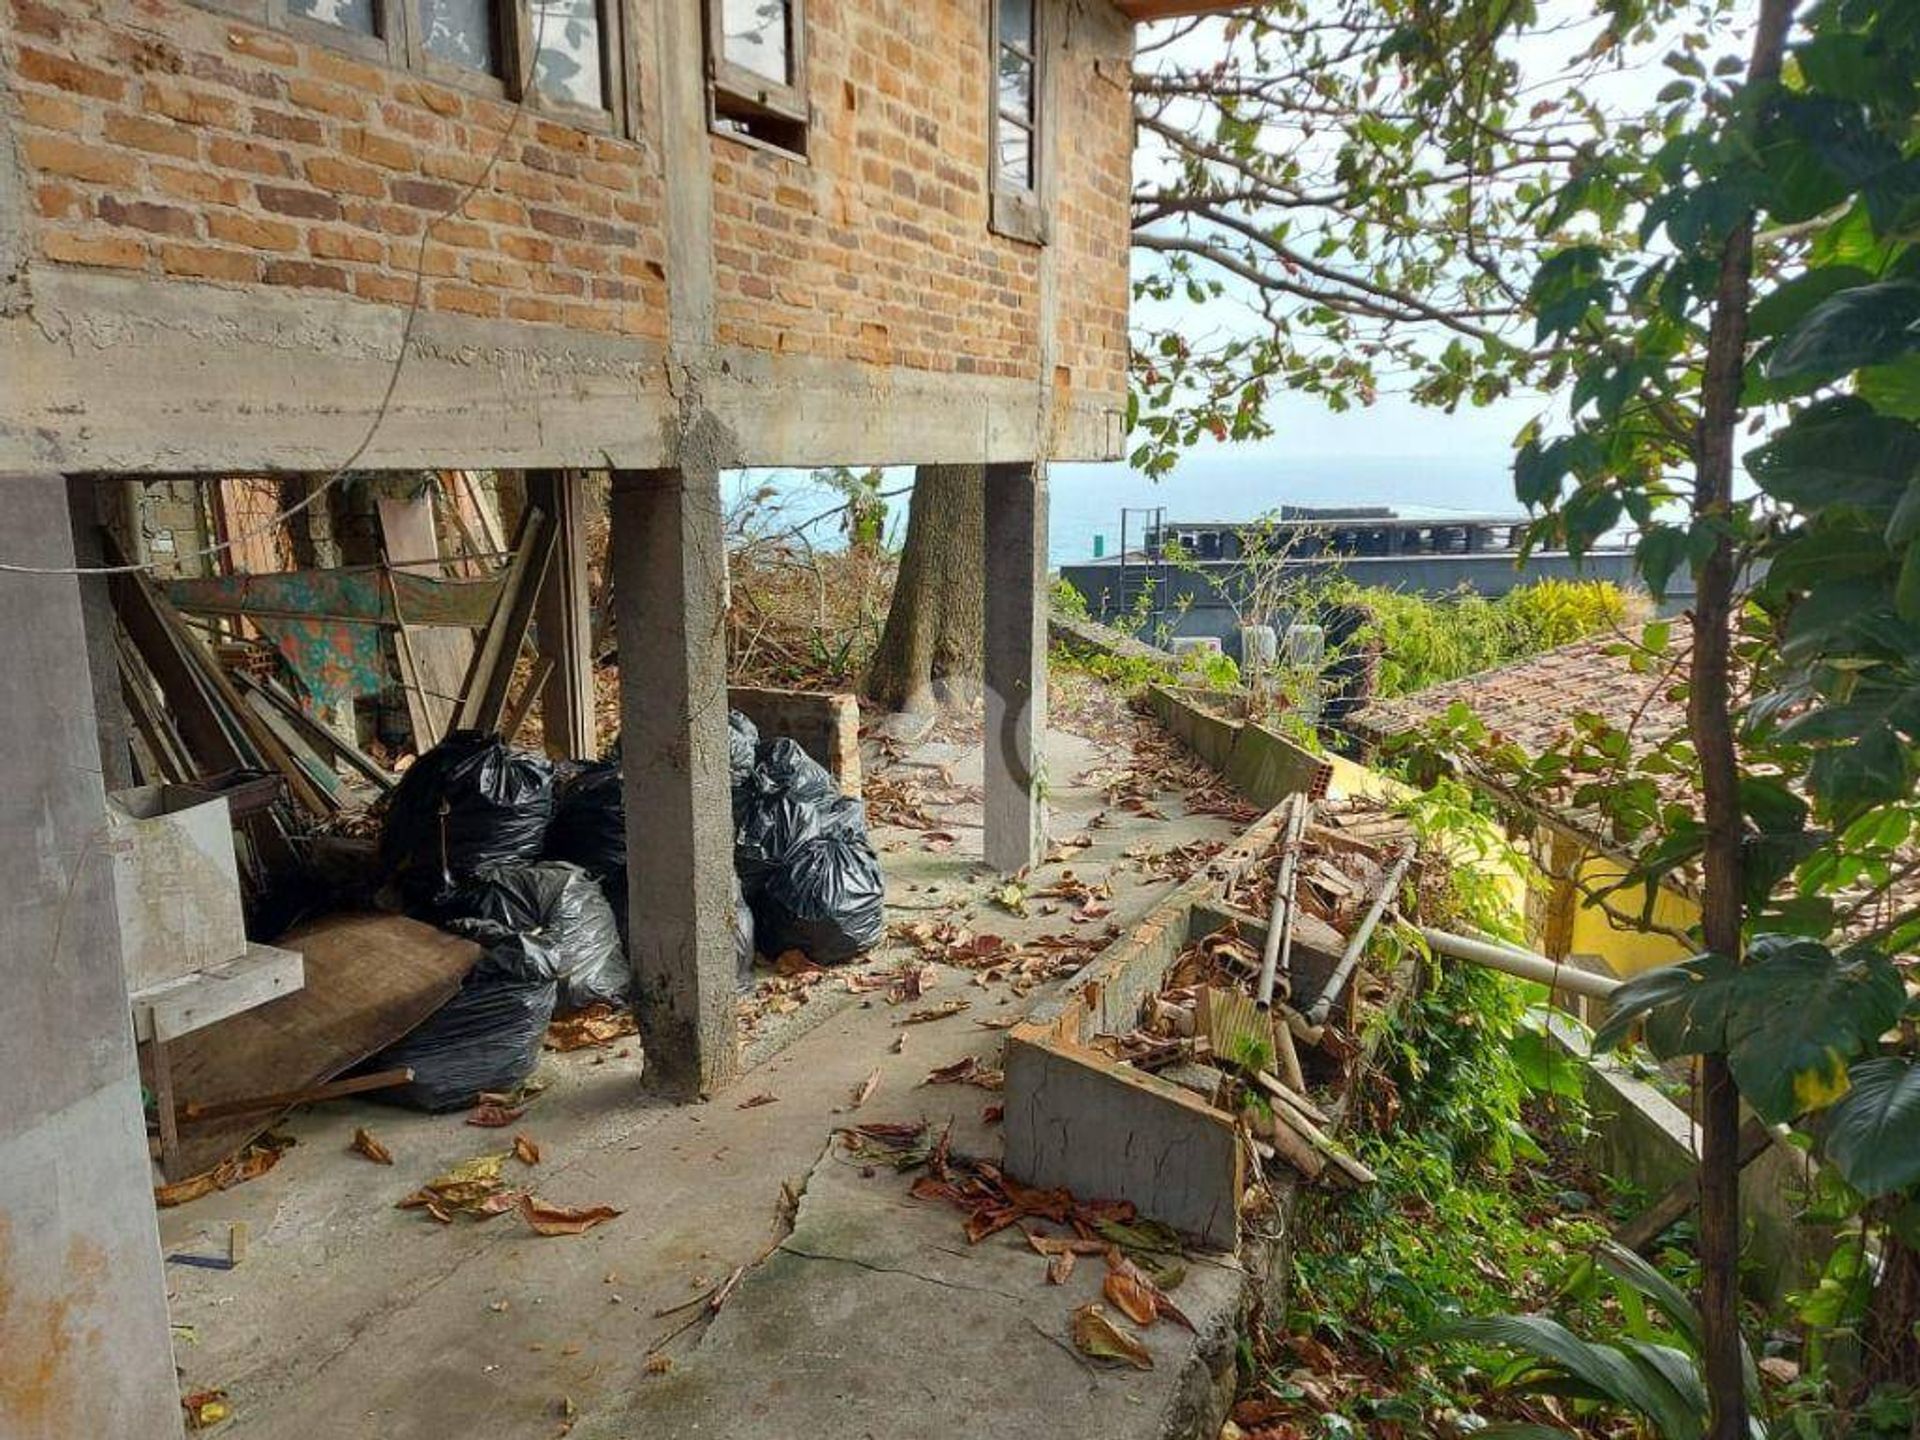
608, 466, 736, 1095
983, 461, 1048, 873
0, 475, 183, 1439
68, 476, 136, 792
526, 470, 596, 761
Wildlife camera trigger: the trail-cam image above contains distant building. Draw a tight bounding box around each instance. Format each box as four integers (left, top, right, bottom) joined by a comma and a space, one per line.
1057, 504, 1650, 655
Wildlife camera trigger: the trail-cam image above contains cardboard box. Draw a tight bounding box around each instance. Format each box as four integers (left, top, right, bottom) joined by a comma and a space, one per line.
106, 784, 247, 996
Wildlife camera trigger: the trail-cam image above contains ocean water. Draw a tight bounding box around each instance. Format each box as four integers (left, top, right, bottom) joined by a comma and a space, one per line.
731, 448, 1529, 570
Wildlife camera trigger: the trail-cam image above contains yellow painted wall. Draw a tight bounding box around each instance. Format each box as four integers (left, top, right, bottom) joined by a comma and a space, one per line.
1567, 854, 1699, 976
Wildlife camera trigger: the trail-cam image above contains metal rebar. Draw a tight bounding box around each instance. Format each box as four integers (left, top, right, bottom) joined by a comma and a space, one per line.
1305, 841, 1417, 1027
1254, 794, 1309, 1011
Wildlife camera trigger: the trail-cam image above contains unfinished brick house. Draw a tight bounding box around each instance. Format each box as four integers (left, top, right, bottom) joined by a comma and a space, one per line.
0, 0, 1208, 1434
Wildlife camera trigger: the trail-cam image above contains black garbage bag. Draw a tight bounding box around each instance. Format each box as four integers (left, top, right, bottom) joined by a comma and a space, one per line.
437, 861, 627, 1013
380, 731, 555, 904
547, 761, 626, 877
733, 871, 757, 990
728, 710, 760, 790
357, 934, 558, 1112
733, 738, 856, 898
753, 737, 839, 805
755, 831, 886, 965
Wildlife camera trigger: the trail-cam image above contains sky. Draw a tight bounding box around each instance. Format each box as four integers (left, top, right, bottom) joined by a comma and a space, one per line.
739, 3, 1747, 566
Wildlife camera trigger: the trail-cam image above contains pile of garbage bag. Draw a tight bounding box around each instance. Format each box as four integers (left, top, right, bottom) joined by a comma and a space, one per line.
732, 736, 886, 966
435, 860, 627, 1013
373, 715, 883, 1108
355, 931, 558, 1112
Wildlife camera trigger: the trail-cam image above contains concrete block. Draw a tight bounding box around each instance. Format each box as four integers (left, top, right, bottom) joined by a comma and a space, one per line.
1223, 723, 1332, 808
1004, 1028, 1242, 1250
106, 783, 246, 993
727, 686, 861, 797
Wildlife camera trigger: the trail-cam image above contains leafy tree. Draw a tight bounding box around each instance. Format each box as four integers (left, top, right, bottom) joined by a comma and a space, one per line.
1476, 0, 1920, 1430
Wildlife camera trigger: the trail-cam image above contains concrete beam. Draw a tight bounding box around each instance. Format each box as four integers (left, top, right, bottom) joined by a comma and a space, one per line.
0, 272, 1124, 475
0, 474, 183, 1439
608, 465, 737, 1096
982, 462, 1048, 873
526, 470, 596, 761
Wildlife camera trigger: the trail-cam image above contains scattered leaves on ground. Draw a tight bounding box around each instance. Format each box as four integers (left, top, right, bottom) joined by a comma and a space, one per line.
836, 1120, 940, 1171
350, 1128, 393, 1165
181, 1388, 231, 1430
1070, 1303, 1153, 1370
899, 998, 970, 1025
922, 1056, 1004, 1090
155, 1134, 296, 1208
513, 1134, 541, 1166
468, 1102, 527, 1128
519, 1196, 623, 1237
546, 1005, 639, 1052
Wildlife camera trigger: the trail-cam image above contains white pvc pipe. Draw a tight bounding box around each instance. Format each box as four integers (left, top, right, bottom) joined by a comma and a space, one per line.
1419, 927, 1621, 1000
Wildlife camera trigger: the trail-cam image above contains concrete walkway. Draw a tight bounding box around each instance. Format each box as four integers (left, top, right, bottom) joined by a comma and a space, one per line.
161, 712, 1246, 1439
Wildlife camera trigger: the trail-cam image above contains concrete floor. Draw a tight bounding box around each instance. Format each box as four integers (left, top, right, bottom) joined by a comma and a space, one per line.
161, 712, 1247, 1439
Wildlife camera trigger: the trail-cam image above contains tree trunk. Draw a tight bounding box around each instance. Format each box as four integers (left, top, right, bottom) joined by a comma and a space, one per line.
866, 465, 985, 713
1691, 6, 1795, 1436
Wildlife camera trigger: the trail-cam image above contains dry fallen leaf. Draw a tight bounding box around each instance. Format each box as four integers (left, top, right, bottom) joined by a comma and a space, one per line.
519, 1195, 623, 1237
468, 1103, 527, 1129
545, 1005, 639, 1052
1069, 1303, 1153, 1370
645, 1355, 674, 1376
736, 1093, 780, 1109
899, 999, 970, 1025
1046, 1250, 1075, 1285
350, 1128, 393, 1166
1104, 1265, 1158, 1327
851, 1068, 881, 1109
155, 1135, 295, 1208
513, 1134, 542, 1166
181, 1388, 230, 1430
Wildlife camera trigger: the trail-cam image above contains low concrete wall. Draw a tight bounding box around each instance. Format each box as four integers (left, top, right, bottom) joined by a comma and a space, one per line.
1146, 685, 1332, 806
728, 686, 861, 798
1550, 1021, 1834, 1308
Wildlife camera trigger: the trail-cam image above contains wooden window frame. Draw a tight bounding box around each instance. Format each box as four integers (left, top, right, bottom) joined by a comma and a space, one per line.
987, 0, 1048, 246
705, 0, 810, 156
193, 0, 633, 137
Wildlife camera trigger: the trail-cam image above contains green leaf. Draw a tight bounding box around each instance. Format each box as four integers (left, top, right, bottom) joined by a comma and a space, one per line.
1767, 282, 1920, 384
1723, 940, 1906, 1123
1820, 1057, 1920, 1198
1591, 952, 1738, 1059
1861, 355, 1920, 421
1809, 721, 1913, 820
1429, 1315, 1703, 1440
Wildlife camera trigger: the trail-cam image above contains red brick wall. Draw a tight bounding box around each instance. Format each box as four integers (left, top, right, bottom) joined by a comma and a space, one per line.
7, 0, 669, 336
7, 0, 1130, 405
707, 0, 1133, 410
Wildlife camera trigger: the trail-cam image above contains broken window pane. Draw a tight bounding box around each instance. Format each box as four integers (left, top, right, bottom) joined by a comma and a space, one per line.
997, 117, 1032, 189
289, 0, 376, 35
531, 0, 604, 109
998, 0, 1032, 50
722, 0, 790, 84
419, 0, 498, 74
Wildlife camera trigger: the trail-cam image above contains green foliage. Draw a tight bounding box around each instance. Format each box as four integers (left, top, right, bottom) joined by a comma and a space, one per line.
1429, 1240, 1763, 1440
1050, 577, 1090, 621
1592, 938, 1906, 1126
1325, 578, 1629, 699
1046, 641, 1239, 698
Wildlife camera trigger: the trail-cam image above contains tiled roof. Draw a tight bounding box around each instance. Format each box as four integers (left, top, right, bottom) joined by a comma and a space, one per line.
1353, 622, 1690, 767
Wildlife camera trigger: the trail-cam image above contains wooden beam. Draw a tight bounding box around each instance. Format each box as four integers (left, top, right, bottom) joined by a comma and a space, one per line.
454, 505, 556, 735
526, 470, 596, 760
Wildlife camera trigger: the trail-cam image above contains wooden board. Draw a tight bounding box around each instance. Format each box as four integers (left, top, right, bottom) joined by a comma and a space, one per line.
151, 915, 480, 1179
379, 493, 474, 751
